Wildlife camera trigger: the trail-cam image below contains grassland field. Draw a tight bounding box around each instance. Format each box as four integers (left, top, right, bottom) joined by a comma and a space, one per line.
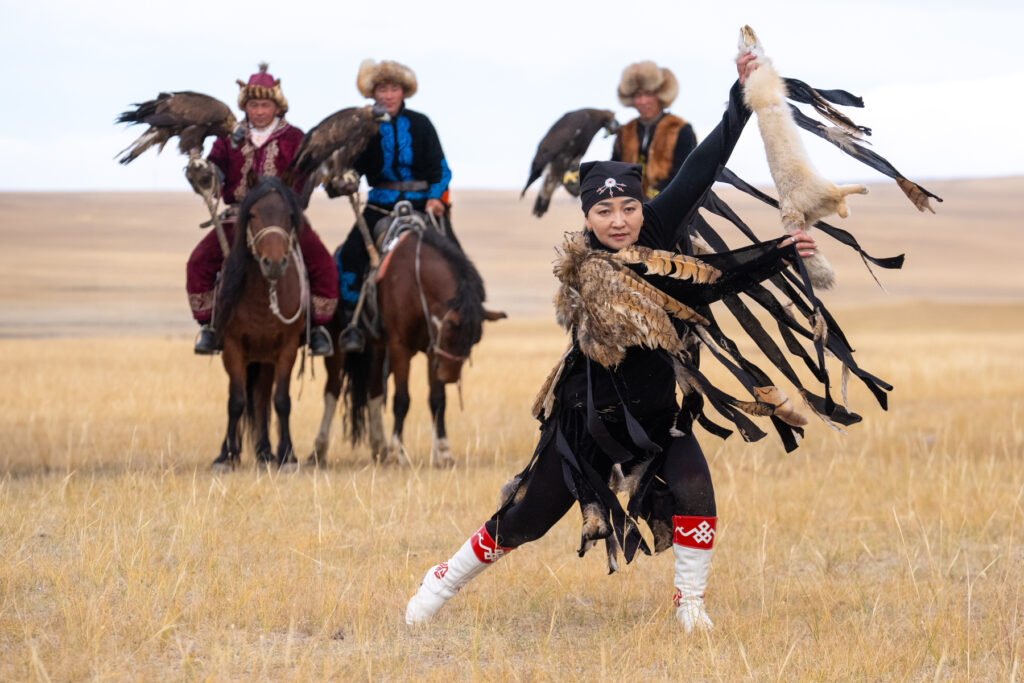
0, 179, 1022, 680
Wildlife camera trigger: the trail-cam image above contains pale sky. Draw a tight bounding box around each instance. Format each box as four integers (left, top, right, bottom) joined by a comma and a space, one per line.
2, 0, 1021, 192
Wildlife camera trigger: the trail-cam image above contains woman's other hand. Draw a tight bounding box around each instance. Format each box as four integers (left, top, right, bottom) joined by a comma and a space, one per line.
781, 229, 817, 258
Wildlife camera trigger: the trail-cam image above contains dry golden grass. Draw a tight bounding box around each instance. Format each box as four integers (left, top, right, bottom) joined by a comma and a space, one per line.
1, 182, 1023, 679
2, 310, 1023, 680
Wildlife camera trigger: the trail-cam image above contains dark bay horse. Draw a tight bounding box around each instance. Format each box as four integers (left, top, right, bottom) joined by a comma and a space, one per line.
211, 176, 307, 471
310, 223, 504, 468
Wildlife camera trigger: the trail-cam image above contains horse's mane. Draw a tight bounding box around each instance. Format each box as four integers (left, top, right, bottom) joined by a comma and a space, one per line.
215, 176, 304, 333
418, 227, 486, 353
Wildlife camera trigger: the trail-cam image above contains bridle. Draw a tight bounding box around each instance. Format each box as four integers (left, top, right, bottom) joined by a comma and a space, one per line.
430, 312, 467, 363
246, 223, 294, 258
245, 219, 308, 326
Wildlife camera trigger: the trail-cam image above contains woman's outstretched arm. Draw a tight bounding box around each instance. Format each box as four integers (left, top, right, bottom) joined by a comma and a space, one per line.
645, 54, 759, 247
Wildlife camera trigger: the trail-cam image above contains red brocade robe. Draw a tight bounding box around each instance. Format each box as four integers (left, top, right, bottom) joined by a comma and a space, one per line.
207, 119, 305, 204
186, 118, 338, 325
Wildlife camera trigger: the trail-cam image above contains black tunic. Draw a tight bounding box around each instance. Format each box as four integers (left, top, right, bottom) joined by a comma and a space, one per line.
491, 78, 896, 566
495, 81, 788, 562
561, 80, 755, 427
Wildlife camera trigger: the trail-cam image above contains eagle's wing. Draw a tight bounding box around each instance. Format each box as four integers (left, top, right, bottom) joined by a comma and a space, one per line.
522, 108, 618, 199
292, 105, 382, 178
116, 91, 238, 164
291, 105, 387, 205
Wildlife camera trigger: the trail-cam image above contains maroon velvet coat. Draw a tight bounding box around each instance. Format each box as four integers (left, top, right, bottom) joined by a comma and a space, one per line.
207, 119, 305, 204
187, 118, 337, 325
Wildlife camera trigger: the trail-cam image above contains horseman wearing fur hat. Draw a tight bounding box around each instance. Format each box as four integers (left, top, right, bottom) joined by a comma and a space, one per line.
186, 63, 337, 355
612, 61, 697, 199
335, 58, 454, 352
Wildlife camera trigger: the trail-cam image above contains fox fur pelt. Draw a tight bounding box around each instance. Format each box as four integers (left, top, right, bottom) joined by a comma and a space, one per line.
739, 25, 868, 289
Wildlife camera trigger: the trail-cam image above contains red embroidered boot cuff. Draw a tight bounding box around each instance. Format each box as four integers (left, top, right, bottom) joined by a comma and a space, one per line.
672, 515, 717, 550
469, 524, 513, 564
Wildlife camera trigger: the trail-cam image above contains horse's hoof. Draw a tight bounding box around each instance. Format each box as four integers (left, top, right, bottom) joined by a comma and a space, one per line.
211, 454, 237, 472
431, 438, 454, 469
305, 453, 324, 468
279, 461, 298, 474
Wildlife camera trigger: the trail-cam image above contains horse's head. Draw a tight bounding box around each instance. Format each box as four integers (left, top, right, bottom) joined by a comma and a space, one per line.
431, 307, 506, 384
238, 177, 301, 282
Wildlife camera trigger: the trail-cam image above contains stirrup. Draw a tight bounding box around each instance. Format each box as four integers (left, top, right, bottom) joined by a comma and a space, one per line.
339, 325, 365, 353
309, 326, 334, 357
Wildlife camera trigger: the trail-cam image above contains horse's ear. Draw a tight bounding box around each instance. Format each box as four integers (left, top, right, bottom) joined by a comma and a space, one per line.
484, 309, 507, 322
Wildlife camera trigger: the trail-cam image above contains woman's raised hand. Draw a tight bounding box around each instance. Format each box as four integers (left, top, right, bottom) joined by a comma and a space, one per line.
736, 51, 759, 85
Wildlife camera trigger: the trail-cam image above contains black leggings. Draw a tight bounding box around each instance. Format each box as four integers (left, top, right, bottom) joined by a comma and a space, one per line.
486, 432, 716, 548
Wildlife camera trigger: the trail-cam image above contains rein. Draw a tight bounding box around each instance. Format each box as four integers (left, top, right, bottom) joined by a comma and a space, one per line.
413, 231, 467, 363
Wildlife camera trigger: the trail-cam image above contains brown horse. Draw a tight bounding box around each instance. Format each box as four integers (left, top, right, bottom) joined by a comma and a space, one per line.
211, 176, 307, 471
310, 223, 504, 468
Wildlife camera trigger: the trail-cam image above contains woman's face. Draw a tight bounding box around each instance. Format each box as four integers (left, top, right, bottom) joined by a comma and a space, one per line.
585, 196, 643, 250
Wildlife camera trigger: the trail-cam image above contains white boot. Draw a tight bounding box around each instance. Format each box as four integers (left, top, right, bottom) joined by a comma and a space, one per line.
672, 515, 716, 632
405, 524, 512, 625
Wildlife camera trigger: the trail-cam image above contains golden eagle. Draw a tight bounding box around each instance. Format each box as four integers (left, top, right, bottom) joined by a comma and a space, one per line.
522, 108, 619, 217
291, 104, 390, 205
115, 91, 242, 164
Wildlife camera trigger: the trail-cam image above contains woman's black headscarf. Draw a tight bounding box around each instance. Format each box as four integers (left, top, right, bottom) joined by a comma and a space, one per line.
579, 160, 643, 215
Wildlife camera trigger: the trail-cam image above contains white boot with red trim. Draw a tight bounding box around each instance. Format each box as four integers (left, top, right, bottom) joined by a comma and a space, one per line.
405, 524, 512, 625
672, 514, 716, 632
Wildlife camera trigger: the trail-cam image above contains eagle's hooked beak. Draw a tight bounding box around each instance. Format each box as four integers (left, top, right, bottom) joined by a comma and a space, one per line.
370, 104, 391, 122
230, 123, 246, 145
603, 119, 622, 137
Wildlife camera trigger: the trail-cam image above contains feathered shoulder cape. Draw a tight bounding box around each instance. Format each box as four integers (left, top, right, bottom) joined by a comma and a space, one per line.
537, 230, 891, 451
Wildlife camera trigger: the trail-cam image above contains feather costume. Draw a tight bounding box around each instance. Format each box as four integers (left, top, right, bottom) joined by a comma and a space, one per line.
501, 29, 936, 572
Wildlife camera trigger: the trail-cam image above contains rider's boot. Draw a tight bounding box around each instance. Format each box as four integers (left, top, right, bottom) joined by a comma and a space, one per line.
672, 515, 716, 632
309, 325, 334, 356
405, 523, 513, 625
194, 323, 221, 355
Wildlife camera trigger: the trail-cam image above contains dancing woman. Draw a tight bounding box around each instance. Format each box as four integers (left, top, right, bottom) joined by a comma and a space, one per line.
406, 52, 822, 631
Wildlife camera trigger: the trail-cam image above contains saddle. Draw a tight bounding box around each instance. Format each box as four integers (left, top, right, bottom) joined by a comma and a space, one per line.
372, 200, 439, 255
354, 201, 442, 339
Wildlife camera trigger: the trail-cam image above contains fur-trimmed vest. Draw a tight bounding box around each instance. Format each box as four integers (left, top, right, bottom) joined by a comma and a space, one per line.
613, 114, 688, 198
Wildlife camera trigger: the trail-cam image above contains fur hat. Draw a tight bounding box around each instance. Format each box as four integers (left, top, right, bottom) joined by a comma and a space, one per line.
236, 62, 288, 114
617, 61, 678, 109
356, 59, 418, 99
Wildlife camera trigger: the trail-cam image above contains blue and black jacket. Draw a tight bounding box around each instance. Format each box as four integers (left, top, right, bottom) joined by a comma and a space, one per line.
355, 103, 452, 207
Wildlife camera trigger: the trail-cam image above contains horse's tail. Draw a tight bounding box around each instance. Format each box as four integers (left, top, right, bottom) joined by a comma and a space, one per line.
341, 349, 372, 445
